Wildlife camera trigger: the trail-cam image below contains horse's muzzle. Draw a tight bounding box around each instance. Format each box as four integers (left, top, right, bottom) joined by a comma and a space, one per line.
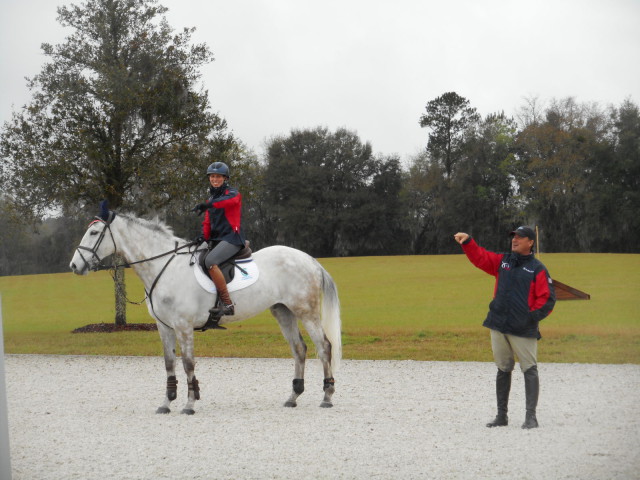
70, 261, 89, 275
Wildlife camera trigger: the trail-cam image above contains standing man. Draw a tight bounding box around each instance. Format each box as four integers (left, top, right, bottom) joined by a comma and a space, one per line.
453, 226, 556, 429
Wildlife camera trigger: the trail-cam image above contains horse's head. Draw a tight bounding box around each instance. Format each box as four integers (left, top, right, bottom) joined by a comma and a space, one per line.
69, 214, 117, 275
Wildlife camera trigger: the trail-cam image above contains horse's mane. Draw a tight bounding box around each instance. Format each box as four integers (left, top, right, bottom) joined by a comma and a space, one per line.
119, 213, 178, 239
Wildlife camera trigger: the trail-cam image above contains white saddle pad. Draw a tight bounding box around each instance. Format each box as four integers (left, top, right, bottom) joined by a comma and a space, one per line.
193, 258, 260, 294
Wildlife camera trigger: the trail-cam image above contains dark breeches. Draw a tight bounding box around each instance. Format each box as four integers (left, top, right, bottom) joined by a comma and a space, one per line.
204, 241, 242, 268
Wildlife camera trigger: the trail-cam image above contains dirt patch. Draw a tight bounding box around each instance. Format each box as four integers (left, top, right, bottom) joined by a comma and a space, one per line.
71, 322, 158, 333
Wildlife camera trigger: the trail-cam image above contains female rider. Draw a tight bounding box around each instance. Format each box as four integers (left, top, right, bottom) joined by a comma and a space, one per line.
193, 162, 246, 317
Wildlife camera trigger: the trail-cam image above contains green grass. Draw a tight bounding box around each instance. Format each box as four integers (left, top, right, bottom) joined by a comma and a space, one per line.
1, 253, 639, 363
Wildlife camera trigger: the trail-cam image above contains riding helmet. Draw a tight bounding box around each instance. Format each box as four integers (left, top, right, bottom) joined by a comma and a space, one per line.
206, 162, 230, 178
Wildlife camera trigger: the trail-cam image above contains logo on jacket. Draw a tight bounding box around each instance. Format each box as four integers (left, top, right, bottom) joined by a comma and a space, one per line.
501, 261, 511, 270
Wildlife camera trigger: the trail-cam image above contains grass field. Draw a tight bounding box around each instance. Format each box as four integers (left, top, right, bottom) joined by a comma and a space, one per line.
1, 253, 639, 364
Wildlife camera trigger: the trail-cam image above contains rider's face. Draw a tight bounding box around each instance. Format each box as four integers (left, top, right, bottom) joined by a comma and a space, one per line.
209, 174, 226, 188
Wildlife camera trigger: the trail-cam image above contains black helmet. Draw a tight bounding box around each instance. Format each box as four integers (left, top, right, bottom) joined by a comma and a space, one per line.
206, 162, 230, 177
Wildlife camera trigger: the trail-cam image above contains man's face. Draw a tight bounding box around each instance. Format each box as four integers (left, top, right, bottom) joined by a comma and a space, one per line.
511, 234, 534, 255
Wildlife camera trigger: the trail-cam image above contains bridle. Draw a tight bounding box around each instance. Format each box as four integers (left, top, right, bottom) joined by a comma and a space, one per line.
74, 214, 118, 273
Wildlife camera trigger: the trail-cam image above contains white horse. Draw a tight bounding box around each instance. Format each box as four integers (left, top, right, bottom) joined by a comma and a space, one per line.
69, 209, 341, 414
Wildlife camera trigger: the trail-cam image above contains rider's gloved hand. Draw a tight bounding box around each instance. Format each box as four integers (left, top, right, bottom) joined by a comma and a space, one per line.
191, 203, 209, 215
193, 234, 206, 244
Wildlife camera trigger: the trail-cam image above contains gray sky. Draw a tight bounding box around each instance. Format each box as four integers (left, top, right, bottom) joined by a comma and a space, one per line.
1, 0, 639, 161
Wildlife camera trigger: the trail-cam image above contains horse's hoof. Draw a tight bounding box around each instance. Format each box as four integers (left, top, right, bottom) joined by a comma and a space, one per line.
181, 408, 195, 415
156, 407, 171, 414
320, 401, 333, 408
284, 401, 297, 408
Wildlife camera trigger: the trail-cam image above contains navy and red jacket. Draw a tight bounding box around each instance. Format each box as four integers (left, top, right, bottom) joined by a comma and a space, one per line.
201, 184, 246, 247
461, 237, 556, 339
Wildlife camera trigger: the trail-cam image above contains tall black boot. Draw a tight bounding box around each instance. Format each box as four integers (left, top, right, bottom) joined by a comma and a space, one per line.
486, 369, 511, 427
522, 365, 539, 429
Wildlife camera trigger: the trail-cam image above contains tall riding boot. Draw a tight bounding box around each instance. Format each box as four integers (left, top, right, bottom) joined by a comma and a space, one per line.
486, 369, 511, 427
207, 265, 235, 316
522, 365, 539, 429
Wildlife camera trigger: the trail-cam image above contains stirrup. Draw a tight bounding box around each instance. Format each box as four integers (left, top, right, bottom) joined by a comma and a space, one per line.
195, 312, 227, 332
208, 303, 235, 316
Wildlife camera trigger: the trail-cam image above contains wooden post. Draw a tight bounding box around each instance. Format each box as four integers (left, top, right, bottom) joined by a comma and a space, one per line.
0, 296, 13, 479
114, 254, 127, 325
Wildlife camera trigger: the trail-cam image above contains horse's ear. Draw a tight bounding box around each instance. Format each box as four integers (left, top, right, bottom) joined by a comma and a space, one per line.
98, 200, 109, 221
98, 199, 116, 223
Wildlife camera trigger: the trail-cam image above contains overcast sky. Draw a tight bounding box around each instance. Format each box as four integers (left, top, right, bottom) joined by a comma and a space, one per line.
1, 0, 639, 161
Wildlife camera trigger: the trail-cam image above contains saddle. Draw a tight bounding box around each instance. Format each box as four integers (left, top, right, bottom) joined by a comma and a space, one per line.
194, 241, 252, 333
198, 241, 252, 283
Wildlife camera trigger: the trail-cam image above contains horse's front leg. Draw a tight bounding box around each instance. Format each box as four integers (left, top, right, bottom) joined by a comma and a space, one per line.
156, 323, 178, 414
176, 327, 199, 415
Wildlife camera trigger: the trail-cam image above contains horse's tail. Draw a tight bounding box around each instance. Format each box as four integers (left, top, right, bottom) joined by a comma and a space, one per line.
319, 264, 342, 372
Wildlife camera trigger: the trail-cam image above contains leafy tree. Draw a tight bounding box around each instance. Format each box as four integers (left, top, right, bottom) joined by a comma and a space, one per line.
608, 100, 640, 252
410, 92, 480, 254
408, 109, 520, 254
403, 152, 447, 254
263, 127, 376, 256
0, 0, 234, 323
339, 155, 409, 255
585, 99, 640, 252
513, 97, 607, 252
419, 91, 480, 178
453, 112, 520, 250
0, 196, 89, 275
0, 198, 30, 276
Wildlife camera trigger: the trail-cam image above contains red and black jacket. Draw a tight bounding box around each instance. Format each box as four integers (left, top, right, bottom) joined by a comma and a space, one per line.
201, 184, 246, 247
461, 237, 556, 339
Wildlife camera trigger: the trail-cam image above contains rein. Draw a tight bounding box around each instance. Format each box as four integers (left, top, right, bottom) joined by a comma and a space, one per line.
94, 240, 199, 271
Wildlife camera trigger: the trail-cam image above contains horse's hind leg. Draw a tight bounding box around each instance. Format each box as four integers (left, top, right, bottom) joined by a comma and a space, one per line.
271, 303, 307, 407
175, 327, 199, 415
156, 323, 178, 414
301, 317, 335, 408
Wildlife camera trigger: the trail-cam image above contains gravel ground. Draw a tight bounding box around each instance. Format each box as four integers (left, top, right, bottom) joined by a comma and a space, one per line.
4, 355, 640, 480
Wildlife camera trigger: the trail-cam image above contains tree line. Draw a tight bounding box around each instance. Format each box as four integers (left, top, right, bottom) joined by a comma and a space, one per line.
1, 0, 639, 280
2, 91, 638, 277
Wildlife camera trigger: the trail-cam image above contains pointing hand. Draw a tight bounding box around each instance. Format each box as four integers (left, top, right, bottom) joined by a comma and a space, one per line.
453, 232, 469, 244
